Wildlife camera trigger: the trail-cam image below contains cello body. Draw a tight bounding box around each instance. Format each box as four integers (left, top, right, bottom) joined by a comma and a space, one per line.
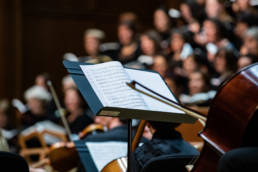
192, 63, 258, 171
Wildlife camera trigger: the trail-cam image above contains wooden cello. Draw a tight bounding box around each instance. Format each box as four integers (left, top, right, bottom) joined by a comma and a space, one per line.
192, 63, 258, 171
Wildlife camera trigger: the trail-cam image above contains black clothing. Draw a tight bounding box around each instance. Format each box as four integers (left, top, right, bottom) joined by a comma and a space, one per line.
46, 99, 59, 123
132, 129, 199, 172
104, 42, 141, 64
218, 110, 258, 172
68, 110, 94, 134
84, 125, 128, 142
218, 147, 258, 172
0, 151, 29, 172
21, 111, 48, 129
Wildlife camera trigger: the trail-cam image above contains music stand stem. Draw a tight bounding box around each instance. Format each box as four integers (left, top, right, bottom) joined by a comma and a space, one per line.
127, 119, 132, 172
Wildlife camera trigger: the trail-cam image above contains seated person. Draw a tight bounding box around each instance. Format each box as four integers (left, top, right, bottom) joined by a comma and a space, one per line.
153, 7, 171, 51
22, 86, 52, 128
75, 116, 141, 172
218, 147, 258, 172
80, 28, 112, 63
34, 73, 59, 124
237, 54, 257, 71
211, 49, 238, 88
115, 21, 141, 64
132, 121, 199, 172
34, 73, 49, 91
137, 30, 162, 68
80, 115, 133, 142
180, 71, 216, 106
151, 54, 169, 78
61, 75, 76, 93
64, 87, 94, 134
0, 99, 19, 152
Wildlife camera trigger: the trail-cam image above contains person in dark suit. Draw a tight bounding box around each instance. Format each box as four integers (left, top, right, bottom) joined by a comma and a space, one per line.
218, 147, 258, 172
132, 121, 199, 172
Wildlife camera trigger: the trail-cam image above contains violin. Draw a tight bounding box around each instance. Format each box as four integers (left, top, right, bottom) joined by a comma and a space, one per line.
47, 81, 106, 171
79, 123, 105, 139
46, 81, 79, 171
192, 63, 258, 171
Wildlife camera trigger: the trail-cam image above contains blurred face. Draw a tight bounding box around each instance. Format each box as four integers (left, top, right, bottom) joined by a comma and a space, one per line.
65, 89, 81, 113
243, 36, 258, 55
170, 33, 184, 52
189, 72, 206, 95
62, 81, 76, 93
165, 78, 178, 97
183, 56, 197, 77
180, 3, 193, 22
118, 25, 133, 45
141, 35, 155, 56
205, 0, 221, 18
236, 0, 250, 11
238, 56, 252, 70
152, 55, 168, 77
154, 10, 169, 33
203, 20, 218, 43
215, 55, 227, 74
27, 98, 45, 115
94, 116, 113, 127
234, 22, 248, 38
0, 111, 7, 128
84, 36, 100, 57
35, 76, 47, 89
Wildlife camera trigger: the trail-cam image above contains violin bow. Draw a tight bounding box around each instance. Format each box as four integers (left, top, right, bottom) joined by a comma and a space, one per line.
47, 80, 73, 141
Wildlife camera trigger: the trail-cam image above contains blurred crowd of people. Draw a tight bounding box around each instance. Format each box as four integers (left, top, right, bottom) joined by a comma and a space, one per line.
77, 0, 258, 107
0, 0, 257, 171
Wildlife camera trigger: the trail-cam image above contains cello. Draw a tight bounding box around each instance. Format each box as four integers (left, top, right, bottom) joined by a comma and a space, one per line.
192, 63, 258, 171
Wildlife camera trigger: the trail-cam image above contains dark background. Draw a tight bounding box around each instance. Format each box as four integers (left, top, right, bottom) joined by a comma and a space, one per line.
0, 0, 181, 100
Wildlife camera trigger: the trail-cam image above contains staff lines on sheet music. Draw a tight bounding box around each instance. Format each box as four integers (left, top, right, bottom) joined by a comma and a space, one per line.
81, 62, 147, 110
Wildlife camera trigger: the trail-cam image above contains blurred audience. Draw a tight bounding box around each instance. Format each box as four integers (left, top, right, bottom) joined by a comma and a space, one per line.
22, 86, 52, 128
180, 71, 216, 106
64, 87, 94, 134
81, 28, 112, 63
116, 21, 141, 64
2, 2, 258, 170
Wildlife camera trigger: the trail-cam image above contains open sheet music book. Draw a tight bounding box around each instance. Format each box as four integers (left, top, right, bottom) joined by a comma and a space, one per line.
64, 60, 195, 123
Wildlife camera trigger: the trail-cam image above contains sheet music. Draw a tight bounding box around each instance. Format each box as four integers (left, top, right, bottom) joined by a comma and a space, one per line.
80, 61, 147, 110
126, 68, 185, 114
21, 120, 66, 144
86, 141, 128, 171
